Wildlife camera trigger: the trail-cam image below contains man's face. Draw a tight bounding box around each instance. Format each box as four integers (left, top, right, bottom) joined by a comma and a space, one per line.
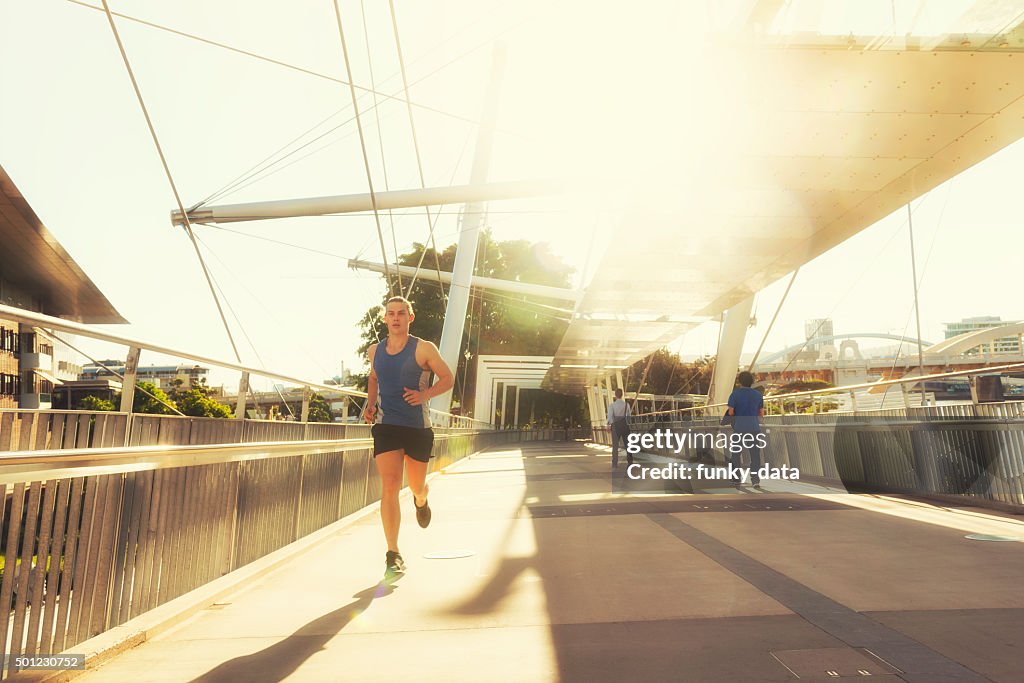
384, 302, 413, 334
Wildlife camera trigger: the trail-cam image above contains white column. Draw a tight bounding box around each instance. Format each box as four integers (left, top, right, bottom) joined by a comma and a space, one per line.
598, 376, 606, 423
586, 386, 600, 427
434, 44, 506, 413
513, 385, 521, 428
708, 295, 755, 414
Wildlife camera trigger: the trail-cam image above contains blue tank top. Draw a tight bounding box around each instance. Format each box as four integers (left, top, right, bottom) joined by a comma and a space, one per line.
373, 336, 431, 428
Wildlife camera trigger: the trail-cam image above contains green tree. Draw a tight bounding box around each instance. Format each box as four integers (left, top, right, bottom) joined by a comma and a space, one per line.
625, 350, 716, 408
168, 378, 233, 418
131, 381, 177, 415
77, 395, 115, 411
768, 379, 837, 414
176, 389, 233, 418
356, 232, 575, 420
307, 393, 333, 423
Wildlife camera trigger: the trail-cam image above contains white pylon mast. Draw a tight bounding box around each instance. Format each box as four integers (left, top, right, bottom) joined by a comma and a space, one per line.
433, 43, 506, 415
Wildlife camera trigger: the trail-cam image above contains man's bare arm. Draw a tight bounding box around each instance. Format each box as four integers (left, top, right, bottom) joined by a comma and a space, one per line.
404, 341, 454, 405
364, 344, 379, 422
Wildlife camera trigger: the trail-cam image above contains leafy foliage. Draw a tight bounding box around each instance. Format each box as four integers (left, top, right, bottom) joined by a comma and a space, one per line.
625, 349, 716, 401
76, 395, 115, 411
357, 232, 575, 420
132, 381, 177, 415
167, 378, 233, 418
307, 392, 333, 423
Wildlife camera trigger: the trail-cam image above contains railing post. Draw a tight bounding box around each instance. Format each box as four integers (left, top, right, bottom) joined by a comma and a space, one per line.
301, 385, 311, 440
120, 346, 141, 446
235, 372, 249, 420
850, 390, 858, 413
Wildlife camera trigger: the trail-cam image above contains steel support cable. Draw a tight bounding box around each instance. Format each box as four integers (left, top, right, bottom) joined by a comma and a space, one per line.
39, 330, 185, 416
360, 0, 403, 297
330, 0, 394, 297
70, 0, 476, 129
197, 103, 404, 209
656, 337, 688, 411
907, 204, 926, 381
881, 181, 954, 405
192, 17, 511, 211
748, 268, 799, 372
388, 0, 447, 302
409, 275, 571, 322
192, 238, 295, 416
194, 90, 382, 210
193, 232, 338, 402
184, 2, 563, 213
629, 352, 658, 415
772, 192, 939, 383
405, 123, 476, 298
98, 0, 243, 364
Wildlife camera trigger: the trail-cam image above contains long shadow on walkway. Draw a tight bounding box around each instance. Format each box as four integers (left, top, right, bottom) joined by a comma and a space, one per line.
189, 582, 398, 683
441, 440, 1024, 682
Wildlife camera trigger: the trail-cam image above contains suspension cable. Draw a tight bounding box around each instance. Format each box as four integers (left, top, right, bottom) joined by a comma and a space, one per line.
406, 124, 476, 296
907, 203, 926, 385
193, 13, 501, 211
330, 0, 394, 297
361, 0, 403, 297
748, 268, 799, 372
388, 0, 448, 302
193, 232, 337, 382
70, 0, 475, 127
98, 0, 242, 363
40, 331, 185, 416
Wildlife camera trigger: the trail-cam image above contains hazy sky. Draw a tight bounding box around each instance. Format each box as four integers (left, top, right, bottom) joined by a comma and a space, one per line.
2, 1, 1022, 391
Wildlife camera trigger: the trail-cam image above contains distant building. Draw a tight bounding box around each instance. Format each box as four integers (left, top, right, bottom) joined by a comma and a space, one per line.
0, 165, 125, 409
81, 361, 212, 393
804, 318, 834, 352
943, 316, 1022, 354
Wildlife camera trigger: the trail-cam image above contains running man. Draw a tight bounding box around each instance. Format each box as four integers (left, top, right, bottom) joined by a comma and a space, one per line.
364, 296, 454, 580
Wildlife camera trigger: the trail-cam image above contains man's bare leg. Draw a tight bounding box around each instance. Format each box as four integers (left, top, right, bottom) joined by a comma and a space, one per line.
405, 455, 429, 506
375, 450, 405, 552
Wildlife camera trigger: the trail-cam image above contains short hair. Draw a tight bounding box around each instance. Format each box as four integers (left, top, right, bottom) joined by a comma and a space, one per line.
737, 371, 754, 387
384, 296, 413, 316
614, 388, 623, 398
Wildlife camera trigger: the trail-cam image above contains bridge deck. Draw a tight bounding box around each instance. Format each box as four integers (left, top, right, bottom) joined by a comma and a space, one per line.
76, 441, 1024, 682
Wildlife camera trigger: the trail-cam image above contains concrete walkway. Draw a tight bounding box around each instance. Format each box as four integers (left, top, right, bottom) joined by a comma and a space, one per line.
77, 441, 1024, 682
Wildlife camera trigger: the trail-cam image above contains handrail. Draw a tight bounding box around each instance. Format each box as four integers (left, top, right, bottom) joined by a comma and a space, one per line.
0, 302, 366, 398
1, 302, 491, 426
630, 360, 1024, 418
0, 430, 495, 483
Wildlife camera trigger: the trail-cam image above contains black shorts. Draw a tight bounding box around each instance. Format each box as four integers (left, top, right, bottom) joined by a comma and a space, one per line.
372, 423, 434, 462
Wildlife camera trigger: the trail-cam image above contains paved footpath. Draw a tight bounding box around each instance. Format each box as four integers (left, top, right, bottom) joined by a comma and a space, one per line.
77, 441, 1024, 682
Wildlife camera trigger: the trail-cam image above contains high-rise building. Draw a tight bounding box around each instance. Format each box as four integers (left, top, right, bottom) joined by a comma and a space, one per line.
804, 318, 835, 352
943, 316, 1022, 354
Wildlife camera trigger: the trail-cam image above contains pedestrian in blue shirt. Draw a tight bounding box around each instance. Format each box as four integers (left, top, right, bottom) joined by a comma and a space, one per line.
727, 371, 764, 487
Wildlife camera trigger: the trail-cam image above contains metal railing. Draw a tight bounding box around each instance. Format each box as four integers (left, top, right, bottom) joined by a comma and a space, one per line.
0, 303, 492, 430
619, 413, 1024, 509
625, 360, 1024, 424
0, 424, 562, 678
